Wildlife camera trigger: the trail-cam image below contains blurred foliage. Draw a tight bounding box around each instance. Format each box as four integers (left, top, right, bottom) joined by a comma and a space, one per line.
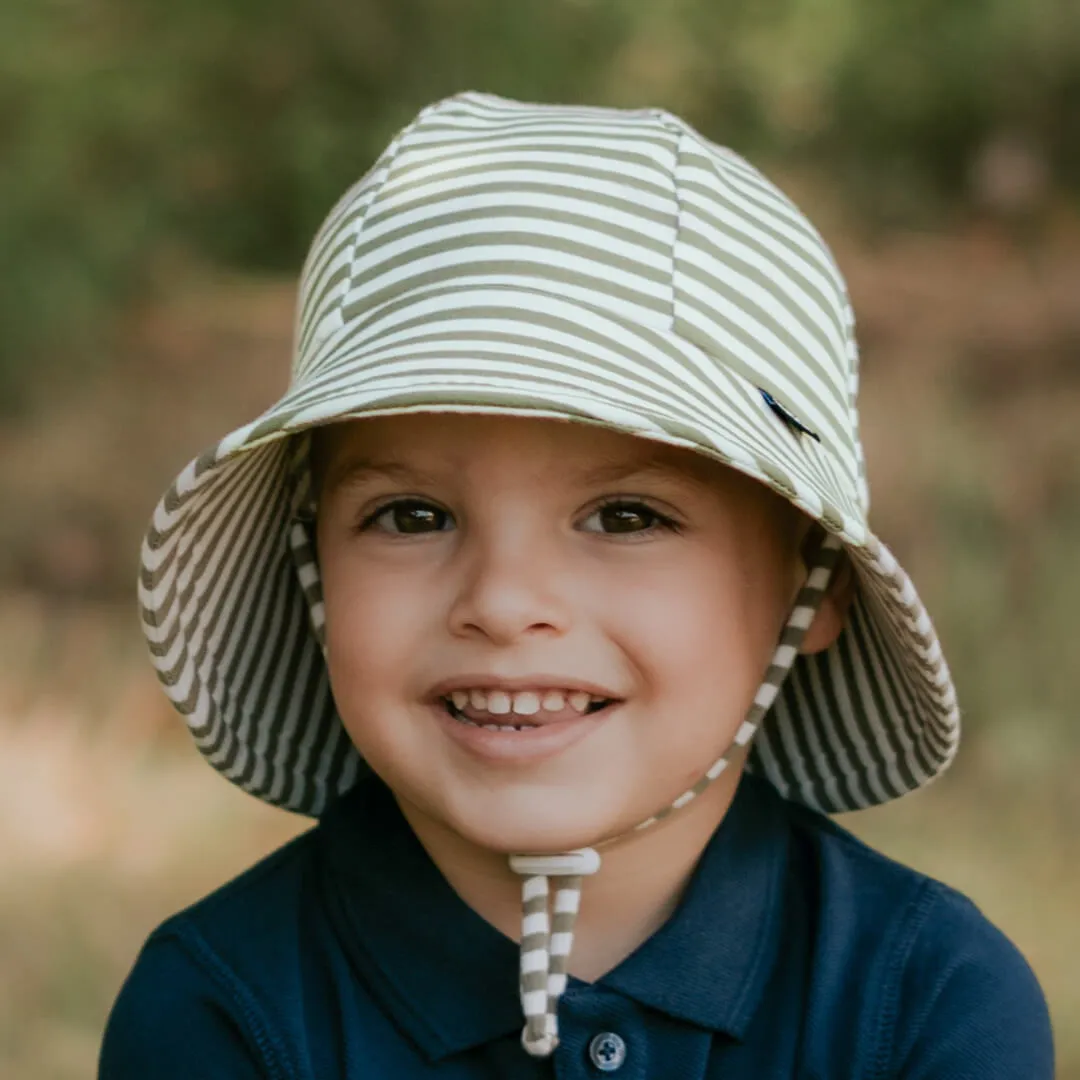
3, 4, 1080, 1063
2, 0, 1079, 400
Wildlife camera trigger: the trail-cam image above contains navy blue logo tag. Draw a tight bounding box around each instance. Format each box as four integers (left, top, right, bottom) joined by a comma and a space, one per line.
760, 390, 821, 442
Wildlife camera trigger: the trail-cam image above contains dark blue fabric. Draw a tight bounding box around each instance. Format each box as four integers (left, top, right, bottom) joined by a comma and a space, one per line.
99, 773, 1054, 1078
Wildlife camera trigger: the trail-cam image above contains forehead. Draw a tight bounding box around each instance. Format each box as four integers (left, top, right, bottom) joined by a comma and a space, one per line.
313, 412, 738, 492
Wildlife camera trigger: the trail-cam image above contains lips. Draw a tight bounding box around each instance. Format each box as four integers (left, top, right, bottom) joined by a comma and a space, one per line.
431, 689, 618, 764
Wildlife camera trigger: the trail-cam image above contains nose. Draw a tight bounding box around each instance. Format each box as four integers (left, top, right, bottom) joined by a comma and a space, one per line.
446, 521, 571, 645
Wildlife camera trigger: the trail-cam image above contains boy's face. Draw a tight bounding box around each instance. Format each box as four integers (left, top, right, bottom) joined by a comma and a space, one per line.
315, 413, 808, 854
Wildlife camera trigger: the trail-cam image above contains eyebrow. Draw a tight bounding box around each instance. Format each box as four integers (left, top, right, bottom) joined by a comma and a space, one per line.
574, 456, 690, 486
570, 447, 724, 495
321, 458, 443, 496
321, 449, 706, 496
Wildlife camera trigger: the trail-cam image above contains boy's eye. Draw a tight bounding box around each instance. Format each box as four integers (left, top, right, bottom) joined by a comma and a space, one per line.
580, 501, 674, 535
364, 499, 452, 535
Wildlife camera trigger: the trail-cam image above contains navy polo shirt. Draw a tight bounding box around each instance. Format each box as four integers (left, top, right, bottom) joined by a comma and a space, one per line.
99, 772, 1053, 1078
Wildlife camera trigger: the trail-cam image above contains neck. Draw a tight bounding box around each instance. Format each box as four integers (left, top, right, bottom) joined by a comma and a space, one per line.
395, 766, 745, 982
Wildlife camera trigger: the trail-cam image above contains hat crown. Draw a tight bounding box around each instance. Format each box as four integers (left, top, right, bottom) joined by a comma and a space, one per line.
291, 92, 863, 503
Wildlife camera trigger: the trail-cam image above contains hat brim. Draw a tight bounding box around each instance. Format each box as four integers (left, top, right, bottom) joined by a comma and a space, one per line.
139, 316, 958, 816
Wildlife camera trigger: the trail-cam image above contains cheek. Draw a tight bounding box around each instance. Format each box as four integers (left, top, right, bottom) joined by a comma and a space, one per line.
602, 551, 775, 698
319, 546, 434, 705
318, 558, 445, 792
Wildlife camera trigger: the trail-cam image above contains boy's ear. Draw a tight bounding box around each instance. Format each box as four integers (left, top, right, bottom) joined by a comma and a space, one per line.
799, 541, 856, 657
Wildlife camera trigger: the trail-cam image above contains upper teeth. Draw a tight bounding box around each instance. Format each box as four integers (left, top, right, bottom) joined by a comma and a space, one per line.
448, 689, 601, 715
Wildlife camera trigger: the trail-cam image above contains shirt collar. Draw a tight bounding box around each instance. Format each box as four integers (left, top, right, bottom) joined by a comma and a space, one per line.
316, 772, 790, 1061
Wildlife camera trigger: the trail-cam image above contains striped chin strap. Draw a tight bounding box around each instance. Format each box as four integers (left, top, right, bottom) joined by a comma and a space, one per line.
286, 456, 843, 1059
505, 533, 844, 1057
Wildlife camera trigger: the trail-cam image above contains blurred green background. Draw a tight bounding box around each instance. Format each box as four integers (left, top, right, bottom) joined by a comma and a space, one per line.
1, 0, 1078, 1075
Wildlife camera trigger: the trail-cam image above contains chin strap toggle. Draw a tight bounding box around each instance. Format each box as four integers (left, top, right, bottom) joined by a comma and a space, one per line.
508, 847, 602, 1056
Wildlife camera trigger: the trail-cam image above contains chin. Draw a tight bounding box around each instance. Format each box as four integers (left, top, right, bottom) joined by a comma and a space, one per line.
445, 790, 628, 856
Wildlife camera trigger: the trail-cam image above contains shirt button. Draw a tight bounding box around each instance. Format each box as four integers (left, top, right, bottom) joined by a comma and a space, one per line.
588, 1031, 627, 1072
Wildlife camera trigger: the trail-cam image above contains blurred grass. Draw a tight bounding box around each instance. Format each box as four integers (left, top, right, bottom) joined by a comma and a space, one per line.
0, 223, 1078, 1074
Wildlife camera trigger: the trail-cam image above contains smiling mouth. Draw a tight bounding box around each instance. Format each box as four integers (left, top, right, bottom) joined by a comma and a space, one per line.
441, 692, 615, 732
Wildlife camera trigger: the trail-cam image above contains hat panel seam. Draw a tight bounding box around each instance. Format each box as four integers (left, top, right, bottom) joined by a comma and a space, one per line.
676, 145, 847, 297
675, 176, 849, 343
670, 141, 855, 467
672, 286, 853, 468
294, 126, 413, 380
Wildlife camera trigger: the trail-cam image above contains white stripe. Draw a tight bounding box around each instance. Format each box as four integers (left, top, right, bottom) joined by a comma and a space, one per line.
754, 681, 780, 710
522, 876, 548, 903
734, 720, 758, 746
549, 932, 573, 956
521, 949, 548, 975
521, 990, 548, 1016
705, 756, 730, 780
553, 890, 581, 915
772, 644, 798, 670
522, 912, 549, 937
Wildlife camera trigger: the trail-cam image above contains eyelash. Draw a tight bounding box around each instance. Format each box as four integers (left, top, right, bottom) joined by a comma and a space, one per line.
355, 497, 683, 538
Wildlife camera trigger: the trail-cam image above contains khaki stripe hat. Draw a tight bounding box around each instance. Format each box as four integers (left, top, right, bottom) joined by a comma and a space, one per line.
139, 92, 960, 1055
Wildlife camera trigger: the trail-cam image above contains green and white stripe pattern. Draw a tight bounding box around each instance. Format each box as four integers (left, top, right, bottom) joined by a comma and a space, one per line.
138, 91, 961, 1056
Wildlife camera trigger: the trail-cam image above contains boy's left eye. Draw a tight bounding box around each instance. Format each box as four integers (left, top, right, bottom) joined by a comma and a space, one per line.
579, 501, 676, 535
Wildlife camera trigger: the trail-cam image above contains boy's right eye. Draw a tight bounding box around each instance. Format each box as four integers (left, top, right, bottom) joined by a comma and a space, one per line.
362, 499, 453, 535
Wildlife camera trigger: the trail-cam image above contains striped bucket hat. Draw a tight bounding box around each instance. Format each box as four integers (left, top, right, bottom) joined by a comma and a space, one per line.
139, 91, 960, 1052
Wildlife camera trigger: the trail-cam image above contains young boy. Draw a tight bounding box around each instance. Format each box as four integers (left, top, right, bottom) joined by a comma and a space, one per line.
101, 93, 1053, 1077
